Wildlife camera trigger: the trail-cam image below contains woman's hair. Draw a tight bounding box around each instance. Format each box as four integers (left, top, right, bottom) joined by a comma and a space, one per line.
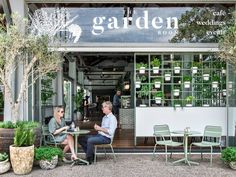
102, 101, 113, 111
53, 105, 64, 118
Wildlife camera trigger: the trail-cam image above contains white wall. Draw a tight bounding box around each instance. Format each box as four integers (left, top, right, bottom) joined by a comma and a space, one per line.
136, 107, 227, 136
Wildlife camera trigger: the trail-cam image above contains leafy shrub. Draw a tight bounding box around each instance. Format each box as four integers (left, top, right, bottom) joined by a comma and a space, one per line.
14, 123, 35, 147
35, 147, 63, 161
0, 121, 39, 129
221, 147, 236, 163
0, 152, 8, 161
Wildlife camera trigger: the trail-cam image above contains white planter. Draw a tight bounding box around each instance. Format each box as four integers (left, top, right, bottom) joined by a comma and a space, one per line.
184, 81, 191, 88
136, 81, 141, 88
222, 89, 227, 96
222, 69, 226, 74
212, 81, 218, 88
155, 97, 162, 104
203, 74, 210, 81
153, 67, 159, 74
173, 89, 180, 96
165, 74, 171, 81
186, 104, 192, 107
0, 159, 10, 174
192, 67, 198, 74
139, 104, 147, 107
174, 67, 181, 74
203, 104, 210, 107
154, 81, 161, 88
174, 104, 181, 107
228, 81, 233, 89
139, 67, 145, 74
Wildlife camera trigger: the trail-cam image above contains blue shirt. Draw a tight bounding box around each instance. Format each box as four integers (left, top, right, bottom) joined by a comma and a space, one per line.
98, 112, 117, 139
113, 94, 120, 107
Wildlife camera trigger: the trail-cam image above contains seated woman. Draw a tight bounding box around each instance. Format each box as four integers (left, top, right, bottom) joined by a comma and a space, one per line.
48, 106, 78, 161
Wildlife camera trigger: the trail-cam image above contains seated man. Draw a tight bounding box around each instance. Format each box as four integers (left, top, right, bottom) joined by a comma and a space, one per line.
78, 101, 117, 164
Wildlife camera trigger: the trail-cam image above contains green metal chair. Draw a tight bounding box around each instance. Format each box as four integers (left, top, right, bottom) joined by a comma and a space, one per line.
152, 124, 183, 163
41, 125, 59, 147
94, 135, 116, 163
189, 125, 222, 166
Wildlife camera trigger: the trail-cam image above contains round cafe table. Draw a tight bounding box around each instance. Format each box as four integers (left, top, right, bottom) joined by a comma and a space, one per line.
64, 129, 90, 165
172, 130, 200, 166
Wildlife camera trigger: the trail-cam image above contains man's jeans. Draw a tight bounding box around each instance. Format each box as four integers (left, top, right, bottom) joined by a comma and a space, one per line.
79, 134, 111, 158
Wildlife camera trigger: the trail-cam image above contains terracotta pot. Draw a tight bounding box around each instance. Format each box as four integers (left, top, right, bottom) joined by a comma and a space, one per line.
0, 158, 10, 174
10, 144, 34, 175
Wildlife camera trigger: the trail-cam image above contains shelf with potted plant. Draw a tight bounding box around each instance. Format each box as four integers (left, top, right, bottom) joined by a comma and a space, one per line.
136, 62, 148, 74
192, 61, 202, 74
211, 75, 220, 88
152, 91, 163, 104
150, 56, 161, 74
173, 85, 181, 97
184, 96, 195, 107
164, 70, 172, 81
136, 75, 147, 89
183, 75, 192, 89
152, 77, 162, 89
173, 60, 181, 74
136, 84, 150, 107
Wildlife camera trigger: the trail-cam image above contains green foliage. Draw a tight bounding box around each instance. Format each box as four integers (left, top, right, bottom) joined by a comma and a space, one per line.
0, 121, 39, 129
173, 61, 181, 67
152, 78, 162, 83
183, 75, 192, 82
13, 123, 36, 147
152, 91, 163, 98
137, 85, 149, 98
185, 96, 195, 104
74, 88, 84, 111
192, 61, 202, 68
35, 146, 63, 161
0, 152, 8, 161
0, 92, 4, 109
150, 57, 161, 67
136, 62, 148, 70
41, 73, 57, 105
212, 75, 220, 82
221, 147, 236, 163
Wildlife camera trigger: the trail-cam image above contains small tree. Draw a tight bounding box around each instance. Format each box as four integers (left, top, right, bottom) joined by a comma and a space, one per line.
219, 11, 236, 67
0, 14, 62, 123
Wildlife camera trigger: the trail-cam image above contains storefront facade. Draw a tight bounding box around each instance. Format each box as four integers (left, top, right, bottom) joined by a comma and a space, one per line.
2, 0, 236, 146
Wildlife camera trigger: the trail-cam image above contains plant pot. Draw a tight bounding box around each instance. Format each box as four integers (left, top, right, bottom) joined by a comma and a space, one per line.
139, 67, 145, 74
228, 81, 233, 89
174, 67, 181, 74
165, 74, 171, 81
222, 89, 227, 96
173, 89, 180, 97
39, 155, 58, 170
174, 104, 181, 107
135, 81, 141, 88
203, 74, 210, 81
186, 104, 192, 107
184, 81, 191, 88
229, 161, 236, 170
222, 69, 226, 74
212, 81, 218, 88
155, 97, 162, 104
203, 104, 210, 107
154, 81, 161, 88
10, 144, 34, 175
0, 158, 10, 174
192, 67, 198, 74
153, 67, 159, 74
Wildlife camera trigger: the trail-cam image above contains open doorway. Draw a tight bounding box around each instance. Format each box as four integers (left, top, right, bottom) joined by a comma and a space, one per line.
68, 52, 135, 148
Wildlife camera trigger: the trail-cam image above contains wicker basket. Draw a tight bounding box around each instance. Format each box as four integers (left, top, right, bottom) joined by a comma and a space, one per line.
39, 155, 58, 170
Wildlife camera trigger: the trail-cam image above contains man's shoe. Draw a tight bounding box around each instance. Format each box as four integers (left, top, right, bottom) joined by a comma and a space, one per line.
86, 157, 93, 165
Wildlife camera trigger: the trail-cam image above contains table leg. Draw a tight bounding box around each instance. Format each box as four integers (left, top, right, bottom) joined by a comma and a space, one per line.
71, 134, 89, 166
173, 134, 199, 166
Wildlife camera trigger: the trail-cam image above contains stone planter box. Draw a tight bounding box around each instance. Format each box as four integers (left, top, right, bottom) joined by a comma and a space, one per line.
39, 155, 58, 170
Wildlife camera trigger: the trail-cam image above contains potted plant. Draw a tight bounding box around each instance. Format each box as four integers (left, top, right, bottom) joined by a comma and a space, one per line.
74, 88, 84, 121
185, 96, 195, 107
150, 57, 161, 74
35, 146, 63, 170
136, 62, 148, 74
212, 75, 220, 88
202, 67, 210, 81
221, 147, 236, 170
173, 99, 182, 108
10, 123, 36, 175
164, 70, 171, 81
192, 62, 200, 74
173, 85, 181, 97
137, 84, 149, 106
0, 152, 10, 174
152, 91, 163, 104
136, 75, 147, 89
183, 76, 192, 88
173, 61, 181, 74
152, 78, 162, 89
